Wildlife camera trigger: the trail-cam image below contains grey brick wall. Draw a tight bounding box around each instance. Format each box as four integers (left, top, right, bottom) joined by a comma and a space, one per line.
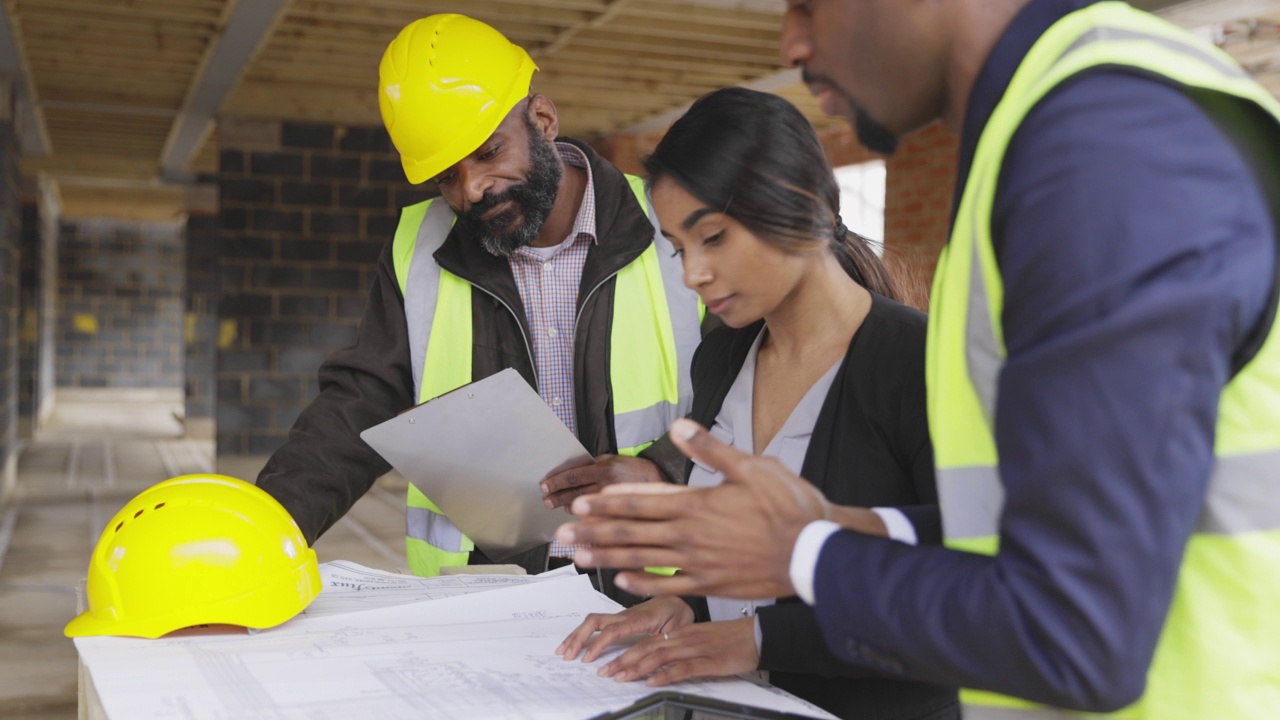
18, 201, 38, 425
216, 121, 432, 455
56, 219, 184, 389
186, 211, 219, 419
0, 118, 19, 467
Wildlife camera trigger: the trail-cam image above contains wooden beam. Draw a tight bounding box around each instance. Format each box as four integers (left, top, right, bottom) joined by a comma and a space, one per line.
586, 14, 779, 49
623, 67, 799, 132
57, 182, 188, 222
531, 0, 639, 58
1156, 0, 1280, 27
623, 1, 780, 32
20, 0, 225, 24
159, 0, 290, 182
0, 0, 52, 155
23, 154, 161, 180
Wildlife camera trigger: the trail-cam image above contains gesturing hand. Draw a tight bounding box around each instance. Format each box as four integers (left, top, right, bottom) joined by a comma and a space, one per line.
556, 419, 832, 599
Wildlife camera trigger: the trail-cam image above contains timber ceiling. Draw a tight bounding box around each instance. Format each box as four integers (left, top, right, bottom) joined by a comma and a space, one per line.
0, 0, 1276, 220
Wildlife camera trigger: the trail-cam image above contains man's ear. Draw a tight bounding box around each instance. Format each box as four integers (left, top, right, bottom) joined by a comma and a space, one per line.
527, 94, 559, 142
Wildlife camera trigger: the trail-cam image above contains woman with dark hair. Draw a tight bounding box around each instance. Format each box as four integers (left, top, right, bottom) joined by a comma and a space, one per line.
556, 87, 957, 720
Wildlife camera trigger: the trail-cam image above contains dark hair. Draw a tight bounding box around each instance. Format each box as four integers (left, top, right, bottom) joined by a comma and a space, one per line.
644, 87, 901, 301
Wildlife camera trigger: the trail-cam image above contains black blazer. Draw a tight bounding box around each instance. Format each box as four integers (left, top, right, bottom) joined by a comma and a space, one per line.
684, 294, 958, 720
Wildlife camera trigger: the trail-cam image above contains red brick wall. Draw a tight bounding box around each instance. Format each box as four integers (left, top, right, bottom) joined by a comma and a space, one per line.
884, 122, 958, 282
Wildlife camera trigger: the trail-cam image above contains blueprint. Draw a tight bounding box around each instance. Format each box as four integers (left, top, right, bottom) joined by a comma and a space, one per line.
299, 560, 574, 619
75, 574, 835, 720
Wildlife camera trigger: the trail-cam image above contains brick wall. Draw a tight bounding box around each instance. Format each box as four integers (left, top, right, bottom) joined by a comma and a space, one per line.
56, 219, 185, 388
185, 208, 219, 421
216, 120, 430, 456
884, 122, 958, 277
0, 115, 19, 468
17, 201, 37, 425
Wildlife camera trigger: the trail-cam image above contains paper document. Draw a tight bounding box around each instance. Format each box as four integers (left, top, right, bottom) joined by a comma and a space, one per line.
361, 368, 592, 561
76, 574, 835, 719
298, 560, 575, 619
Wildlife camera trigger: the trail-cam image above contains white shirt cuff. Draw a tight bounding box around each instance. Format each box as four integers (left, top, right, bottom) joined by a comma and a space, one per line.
871, 507, 918, 546
753, 615, 763, 655
789, 520, 841, 606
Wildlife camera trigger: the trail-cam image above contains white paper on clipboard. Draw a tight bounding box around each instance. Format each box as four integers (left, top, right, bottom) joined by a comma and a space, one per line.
360, 368, 591, 561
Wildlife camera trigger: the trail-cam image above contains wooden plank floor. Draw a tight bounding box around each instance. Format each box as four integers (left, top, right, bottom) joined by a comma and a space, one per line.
0, 391, 406, 718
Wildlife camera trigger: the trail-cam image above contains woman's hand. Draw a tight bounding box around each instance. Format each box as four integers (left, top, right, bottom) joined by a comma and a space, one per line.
598, 617, 760, 686
557, 596, 695, 663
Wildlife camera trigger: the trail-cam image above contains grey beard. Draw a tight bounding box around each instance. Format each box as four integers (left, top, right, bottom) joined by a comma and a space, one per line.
460, 124, 564, 258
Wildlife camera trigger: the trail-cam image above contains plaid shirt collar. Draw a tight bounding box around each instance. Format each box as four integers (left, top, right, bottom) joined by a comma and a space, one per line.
554, 141, 597, 246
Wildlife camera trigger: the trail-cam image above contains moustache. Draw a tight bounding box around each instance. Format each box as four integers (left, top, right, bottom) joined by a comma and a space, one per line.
801, 68, 836, 92
461, 189, 519, 223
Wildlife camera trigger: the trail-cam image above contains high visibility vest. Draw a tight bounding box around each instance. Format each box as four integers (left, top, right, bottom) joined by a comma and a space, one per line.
391, 175, 702, 576
926, 3, 1280, 718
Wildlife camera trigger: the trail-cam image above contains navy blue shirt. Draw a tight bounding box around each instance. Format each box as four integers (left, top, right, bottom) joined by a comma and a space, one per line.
811, 0, 1277, 711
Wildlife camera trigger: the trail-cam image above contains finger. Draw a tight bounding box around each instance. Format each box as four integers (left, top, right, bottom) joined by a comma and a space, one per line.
569, 487, 692, 520
613, 570, 700, 597
558, 517, 678, 549
580, 617, 660, 664
543, 484, 600, 510
541, 465, 600, 495
668, 419, 755, 480
557, 613, 611, 659
612, 637, 700, 682
598, 482, 688, 497
646, 658, 715, 686
598, 638, 662, 678
571, 544, 687, 571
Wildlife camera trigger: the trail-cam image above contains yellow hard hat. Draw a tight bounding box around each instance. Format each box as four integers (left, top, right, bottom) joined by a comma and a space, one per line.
64, 474, 321, 639
378, 14, 538, 185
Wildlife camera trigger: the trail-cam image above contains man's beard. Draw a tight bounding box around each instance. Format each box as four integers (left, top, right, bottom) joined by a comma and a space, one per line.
803, 69, 899, 156
852, 101, 899, 156
454, 123, 563, 258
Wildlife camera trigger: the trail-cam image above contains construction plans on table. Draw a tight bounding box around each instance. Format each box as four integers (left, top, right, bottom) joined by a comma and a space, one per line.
298, 560, 577, 620
74, 574, 835, 720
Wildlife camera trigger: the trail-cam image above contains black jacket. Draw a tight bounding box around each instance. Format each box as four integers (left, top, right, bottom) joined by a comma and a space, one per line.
257, 138, 689, 586
683, 295, 959, 720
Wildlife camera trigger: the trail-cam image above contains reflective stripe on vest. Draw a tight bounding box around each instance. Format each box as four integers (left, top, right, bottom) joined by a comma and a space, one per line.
927, 3, 1280, 717
391, 175, 701, 576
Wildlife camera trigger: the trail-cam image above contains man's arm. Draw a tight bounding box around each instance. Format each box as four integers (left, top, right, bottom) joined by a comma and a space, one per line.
805, 73, 1277, 709
257, 240, 417, 544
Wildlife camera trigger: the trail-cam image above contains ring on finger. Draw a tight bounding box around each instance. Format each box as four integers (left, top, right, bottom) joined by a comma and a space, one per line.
663, 632, 670, 641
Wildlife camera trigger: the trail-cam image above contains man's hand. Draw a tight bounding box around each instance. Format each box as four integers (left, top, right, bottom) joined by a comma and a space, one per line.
540, 454, 663, 511
554, 419, 832, 598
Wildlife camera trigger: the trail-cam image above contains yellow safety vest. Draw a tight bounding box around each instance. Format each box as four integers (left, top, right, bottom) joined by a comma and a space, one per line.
391, 175, 702, 576
927, 3, 1280, 718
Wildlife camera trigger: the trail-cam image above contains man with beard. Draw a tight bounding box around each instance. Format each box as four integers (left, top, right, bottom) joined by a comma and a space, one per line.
558, 0, 1280, 716
256, 14, 704, 592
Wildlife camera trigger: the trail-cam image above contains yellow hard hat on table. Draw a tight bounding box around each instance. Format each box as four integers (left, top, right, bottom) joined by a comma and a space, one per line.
378, 13, 539, 185
64, 474, 320, 639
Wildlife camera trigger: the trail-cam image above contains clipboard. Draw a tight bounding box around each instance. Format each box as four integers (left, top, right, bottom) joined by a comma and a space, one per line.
360, 368, 592, 561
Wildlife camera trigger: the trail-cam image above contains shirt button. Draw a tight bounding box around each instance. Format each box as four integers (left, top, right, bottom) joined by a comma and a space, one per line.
741, 607, 749, 616
542, 261, 552, 271
547, 328, 558, 339
552, 397, 562, 407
